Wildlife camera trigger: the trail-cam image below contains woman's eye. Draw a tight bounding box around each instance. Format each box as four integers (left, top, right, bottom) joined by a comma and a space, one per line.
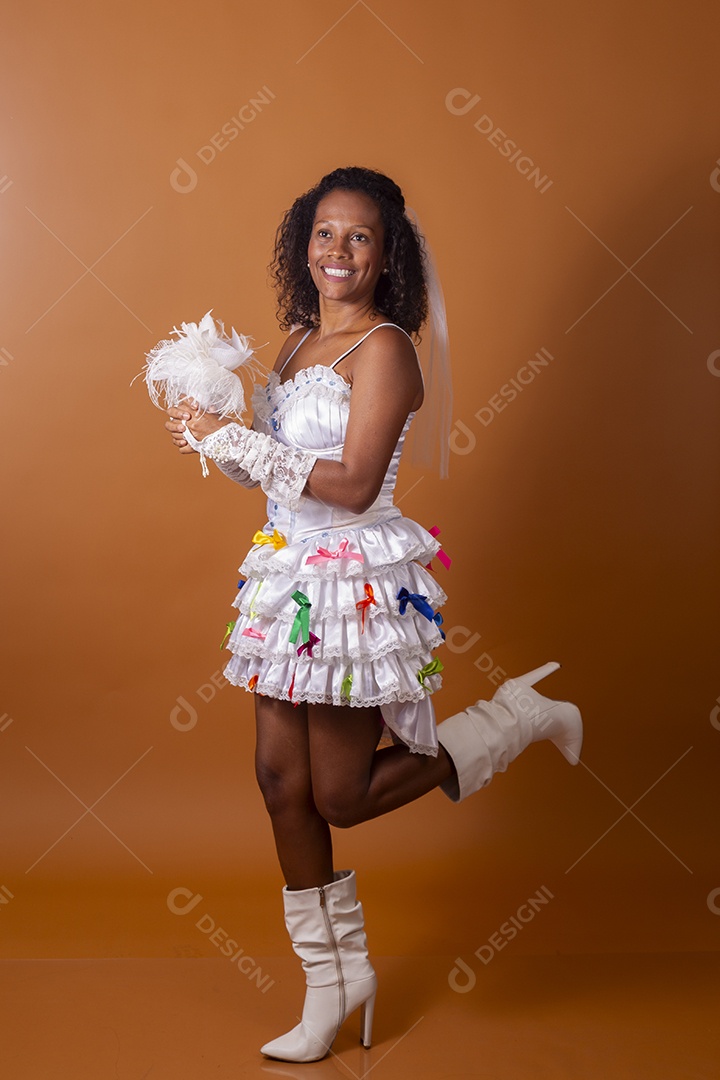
317, 230, 331, 238
353, 234, 367, 242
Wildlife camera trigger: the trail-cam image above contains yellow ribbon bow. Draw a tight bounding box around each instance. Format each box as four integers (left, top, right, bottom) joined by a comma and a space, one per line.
220, 620, 236, 649
417, 657, 444, 689
252, 529, 287, 551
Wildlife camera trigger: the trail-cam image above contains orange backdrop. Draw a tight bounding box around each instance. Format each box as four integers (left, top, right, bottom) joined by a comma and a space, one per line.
1, 0, 719, 964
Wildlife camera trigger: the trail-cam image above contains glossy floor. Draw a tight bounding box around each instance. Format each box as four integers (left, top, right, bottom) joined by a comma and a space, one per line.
2, 954, 717, 1078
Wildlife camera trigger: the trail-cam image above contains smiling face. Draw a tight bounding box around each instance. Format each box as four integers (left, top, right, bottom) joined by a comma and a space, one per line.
307, 189, 386, 310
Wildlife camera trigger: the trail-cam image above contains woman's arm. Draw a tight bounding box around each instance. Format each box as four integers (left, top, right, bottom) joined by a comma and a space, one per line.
169, 326, 422, 513
304, 327, 422, 514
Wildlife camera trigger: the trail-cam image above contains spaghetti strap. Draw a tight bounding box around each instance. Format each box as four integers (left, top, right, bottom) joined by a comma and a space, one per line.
330, 322, 416, 368
278, 328, 313, 375
279, 323, 423, 386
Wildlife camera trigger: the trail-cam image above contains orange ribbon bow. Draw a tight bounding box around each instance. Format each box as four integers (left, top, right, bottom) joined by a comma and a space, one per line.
355, 583, 377, 633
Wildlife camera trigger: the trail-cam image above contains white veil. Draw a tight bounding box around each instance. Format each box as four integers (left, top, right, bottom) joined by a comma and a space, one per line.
405, 208, 453, 479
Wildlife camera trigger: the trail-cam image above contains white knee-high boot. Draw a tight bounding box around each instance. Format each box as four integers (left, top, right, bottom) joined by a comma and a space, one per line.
260, 869, 377, 1063
437, 662, 583, 802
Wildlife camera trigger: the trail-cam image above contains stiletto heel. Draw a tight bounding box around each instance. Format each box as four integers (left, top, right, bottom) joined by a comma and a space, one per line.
260, 870, 377, 1063
360, 990, 376, 1048
436, 661, 583, 801
515, 661, 561, 687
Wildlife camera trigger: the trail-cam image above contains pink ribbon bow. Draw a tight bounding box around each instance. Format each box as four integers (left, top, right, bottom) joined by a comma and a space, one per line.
242, 627, 266, 641
425, 525, 452, 571
306, 537, 364, 566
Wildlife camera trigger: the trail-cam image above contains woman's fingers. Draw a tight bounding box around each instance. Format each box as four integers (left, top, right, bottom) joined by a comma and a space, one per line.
165, 417, 187, 433
164, 410, 196, 454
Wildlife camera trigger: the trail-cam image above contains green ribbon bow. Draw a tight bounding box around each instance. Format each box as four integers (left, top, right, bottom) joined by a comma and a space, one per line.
289, 591, 311, 645
220, 620, 236, 650
417, 657, 444, 688
248, 580, 263, 619
341, 672, 353, 699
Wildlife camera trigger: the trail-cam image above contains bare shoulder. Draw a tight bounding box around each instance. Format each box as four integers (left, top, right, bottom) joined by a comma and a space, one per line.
348, 324, 419, 379
272, 326, 311, 374
342, 323, 423, 412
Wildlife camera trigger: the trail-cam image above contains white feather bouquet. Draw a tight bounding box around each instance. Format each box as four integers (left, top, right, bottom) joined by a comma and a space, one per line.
139, 310, 264, 418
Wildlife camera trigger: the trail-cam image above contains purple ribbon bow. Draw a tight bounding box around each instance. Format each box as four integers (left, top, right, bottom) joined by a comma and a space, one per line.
297, 631, 320, 658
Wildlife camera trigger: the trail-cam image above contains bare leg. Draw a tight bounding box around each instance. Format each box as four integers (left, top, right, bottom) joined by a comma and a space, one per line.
254, 695, 333, 889
308, 703, 455, 829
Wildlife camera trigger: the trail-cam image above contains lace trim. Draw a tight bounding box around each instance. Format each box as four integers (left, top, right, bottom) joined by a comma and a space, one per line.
240, 535, 439, 579
251, 381, 273, 423
233, 590, 448, 622
223, 669, 441, 711
225, 636, 443, 665
229, 691, 437, 756
379, 719, 439, 757
252, 368, 351, 425
200, 423, 316, 512
212, 459, 261, 489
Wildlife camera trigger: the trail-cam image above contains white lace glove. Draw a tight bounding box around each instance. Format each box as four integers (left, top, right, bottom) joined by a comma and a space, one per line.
211, 455, 261, 490
199, 417, 261, 490
183, 422, 316, 511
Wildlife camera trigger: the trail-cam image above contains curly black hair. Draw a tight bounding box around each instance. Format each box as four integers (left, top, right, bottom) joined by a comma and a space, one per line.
270, 166, 428, 336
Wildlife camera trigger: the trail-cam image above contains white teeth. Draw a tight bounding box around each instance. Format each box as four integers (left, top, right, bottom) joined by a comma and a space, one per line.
323, 267, 354, 278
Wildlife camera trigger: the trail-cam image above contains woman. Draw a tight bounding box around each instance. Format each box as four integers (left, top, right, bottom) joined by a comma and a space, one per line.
165, 166, 582, 1063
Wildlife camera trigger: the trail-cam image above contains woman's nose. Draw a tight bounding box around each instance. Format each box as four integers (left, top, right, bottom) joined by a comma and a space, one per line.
329, 235, 351, 257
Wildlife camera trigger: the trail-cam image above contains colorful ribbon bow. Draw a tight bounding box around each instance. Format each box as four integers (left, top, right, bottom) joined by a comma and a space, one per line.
417, 657, 444, 688
424, 525, 452, 571
433, 612, 446, 640
220, 620, 236, 649
397, 587, 435, 621
248, 674, 259, 691
297, 631, 320, 658
306, 537, 364, 566
237, 579, 246, 590
248, 580, 264, 619
242, 627, 266, 641
289, 591, 312, 645
253, 529, 287, 551
341, 672, 353, 699
355, 583, 376, 632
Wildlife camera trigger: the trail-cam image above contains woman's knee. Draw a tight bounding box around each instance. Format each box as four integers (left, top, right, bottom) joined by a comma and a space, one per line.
313, 783, 366, 829
254, 756, 312, 819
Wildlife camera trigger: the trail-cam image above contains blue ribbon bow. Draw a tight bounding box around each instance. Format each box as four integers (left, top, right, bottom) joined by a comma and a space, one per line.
397, 587, 436, 622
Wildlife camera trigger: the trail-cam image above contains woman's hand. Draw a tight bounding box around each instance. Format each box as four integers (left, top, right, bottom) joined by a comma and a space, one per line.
164, 398, 233, 454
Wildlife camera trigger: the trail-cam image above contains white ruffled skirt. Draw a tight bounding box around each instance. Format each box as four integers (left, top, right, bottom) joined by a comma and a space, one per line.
223, 513, 446, 756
